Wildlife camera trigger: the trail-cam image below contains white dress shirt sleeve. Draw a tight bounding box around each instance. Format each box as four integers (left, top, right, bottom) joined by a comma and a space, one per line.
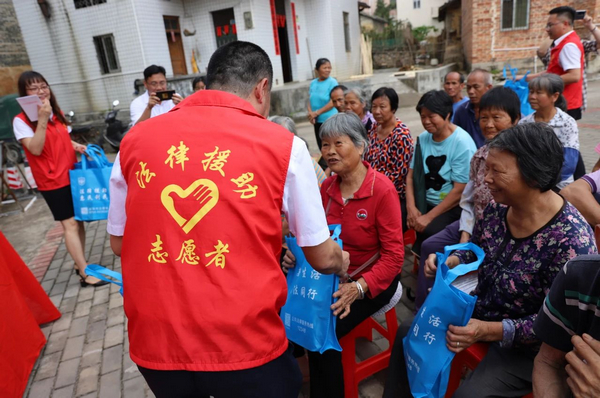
559, 43, 582, 71
107, 152, 128, 236
282, 137, 331, 247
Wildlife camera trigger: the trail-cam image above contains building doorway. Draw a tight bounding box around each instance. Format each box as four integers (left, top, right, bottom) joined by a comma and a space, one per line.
164, 16, 187, 75
274, 0, 293, 83
212, 8, 238, 48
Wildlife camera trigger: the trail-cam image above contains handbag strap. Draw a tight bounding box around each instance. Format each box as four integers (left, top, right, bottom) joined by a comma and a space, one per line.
440, 242, 485, 283
349, 251, 380, 278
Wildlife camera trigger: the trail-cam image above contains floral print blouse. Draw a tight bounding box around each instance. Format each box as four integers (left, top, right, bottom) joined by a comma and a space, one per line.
365, 119, 413, 199
455, 201, 597, 346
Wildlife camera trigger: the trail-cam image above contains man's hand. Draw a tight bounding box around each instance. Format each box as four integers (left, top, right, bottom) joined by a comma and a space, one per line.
335, 250, 350, 278
583, 15, 596, 32
566, 334, 600, 398
147, 93, 160, 110
281, 250, 296, 270
172, 93, 183, 105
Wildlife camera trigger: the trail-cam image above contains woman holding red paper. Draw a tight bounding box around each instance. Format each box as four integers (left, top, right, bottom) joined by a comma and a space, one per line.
12, 71, 107, 287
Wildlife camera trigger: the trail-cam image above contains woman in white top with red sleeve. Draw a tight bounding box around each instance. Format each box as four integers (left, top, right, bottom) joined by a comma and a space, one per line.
12, 71, 107, 287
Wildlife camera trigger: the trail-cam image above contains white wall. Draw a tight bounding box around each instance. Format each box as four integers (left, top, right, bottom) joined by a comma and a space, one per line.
13, 0, 147, 113
397, 0, 445, 30
12, 0, 362, 113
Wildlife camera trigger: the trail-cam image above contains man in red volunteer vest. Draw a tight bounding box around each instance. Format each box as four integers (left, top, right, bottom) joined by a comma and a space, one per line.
528, 6, 584, 120
107, 41, 349, 397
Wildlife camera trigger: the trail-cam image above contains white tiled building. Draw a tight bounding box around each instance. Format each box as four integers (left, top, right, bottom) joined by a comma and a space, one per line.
12, 0, 362, 113
396, 0, 445, 30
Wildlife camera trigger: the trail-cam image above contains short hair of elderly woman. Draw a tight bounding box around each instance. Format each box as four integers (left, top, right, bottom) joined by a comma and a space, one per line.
488, 123, 564, 192
371, 87, 399, 112
320, 112, 369, 150
415, 90, 453, 120
479, 86, 522, 123
528, 73, 568, 112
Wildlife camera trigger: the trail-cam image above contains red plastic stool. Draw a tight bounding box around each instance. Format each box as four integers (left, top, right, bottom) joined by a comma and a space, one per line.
340, 306, 399, 398
445, 343, 533, 398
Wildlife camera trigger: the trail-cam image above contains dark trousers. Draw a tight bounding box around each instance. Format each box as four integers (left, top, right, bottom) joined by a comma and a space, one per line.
412, 205, 462, 255
307, 278, 399, 398
314, 123, 323, 150
400, 196, 408, 233
137, 343, 302, 398
566, 107, 582, 121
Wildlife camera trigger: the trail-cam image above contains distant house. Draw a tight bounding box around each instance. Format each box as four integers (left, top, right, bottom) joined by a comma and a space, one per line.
12, 0, 362, 113
397, 0, 446, 31
442, 0, 599, 70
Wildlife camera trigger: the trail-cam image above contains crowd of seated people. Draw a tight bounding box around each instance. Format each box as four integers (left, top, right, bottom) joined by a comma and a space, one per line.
277, 56, 600, 397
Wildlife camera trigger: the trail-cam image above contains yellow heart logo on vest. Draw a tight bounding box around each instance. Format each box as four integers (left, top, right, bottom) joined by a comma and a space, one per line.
161, 179, 219, 234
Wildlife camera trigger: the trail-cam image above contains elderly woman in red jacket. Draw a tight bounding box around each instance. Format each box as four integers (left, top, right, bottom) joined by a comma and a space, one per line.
12, 71, 107, 287
283, 112, 404, 398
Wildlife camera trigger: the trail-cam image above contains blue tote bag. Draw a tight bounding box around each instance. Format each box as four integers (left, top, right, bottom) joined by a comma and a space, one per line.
503, 65, 534, 117
280, 224, 343, 354
70, 144, 113, 221
403, 242, 485, 398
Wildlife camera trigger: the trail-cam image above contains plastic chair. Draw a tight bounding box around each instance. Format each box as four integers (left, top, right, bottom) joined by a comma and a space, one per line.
340, 306, 399, 398
445, 342, 533, 398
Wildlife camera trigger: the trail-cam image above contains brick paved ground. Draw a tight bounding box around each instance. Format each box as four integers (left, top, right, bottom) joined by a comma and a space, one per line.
15, 78, 600, 397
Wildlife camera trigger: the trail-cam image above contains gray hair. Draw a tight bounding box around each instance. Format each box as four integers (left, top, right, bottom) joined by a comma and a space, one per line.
528, 73, 564, 95
320, 113, 368, 152
468, 68, 493, 86
268, 115, 297, 135
528, 73, 567, 111
346, 87, 368, 106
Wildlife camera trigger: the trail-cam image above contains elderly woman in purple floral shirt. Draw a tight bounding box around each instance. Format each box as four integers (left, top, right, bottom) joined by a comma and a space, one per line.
383, 123, 597, 398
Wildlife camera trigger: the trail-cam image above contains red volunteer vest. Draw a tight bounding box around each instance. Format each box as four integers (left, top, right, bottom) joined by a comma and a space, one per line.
548, 31, 584, 110
14, 113, 76, 191
119, 90, 294, 371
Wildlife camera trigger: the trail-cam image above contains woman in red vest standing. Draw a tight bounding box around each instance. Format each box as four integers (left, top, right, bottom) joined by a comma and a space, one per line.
12, 71, 107, 287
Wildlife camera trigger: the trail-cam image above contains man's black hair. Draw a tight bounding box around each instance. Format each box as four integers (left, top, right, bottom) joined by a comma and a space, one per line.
549, 6, 576, 25
415, 90, 454, 120
206, 41, 273, 97
330, 85, 348, 97
144, 65, 166, 81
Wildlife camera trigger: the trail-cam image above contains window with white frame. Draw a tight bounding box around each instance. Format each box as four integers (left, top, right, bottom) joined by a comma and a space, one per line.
93, 35, 120, 74
501, 0, 529, 30
74, 0, 106, 9
413, 0, 421, 9
343, 12, 351, 52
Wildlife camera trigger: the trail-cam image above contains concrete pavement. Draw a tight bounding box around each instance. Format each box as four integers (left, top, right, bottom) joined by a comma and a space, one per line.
4, 78, 600, 398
